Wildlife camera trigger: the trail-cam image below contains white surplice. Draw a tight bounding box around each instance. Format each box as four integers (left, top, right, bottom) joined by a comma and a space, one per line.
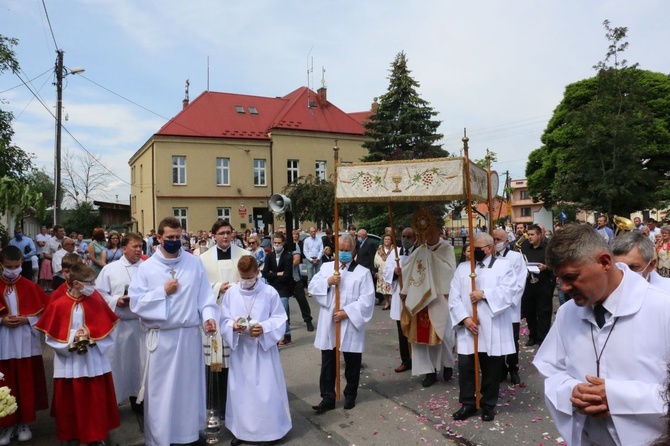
499, 248, 527, 323
219, 281, 291, 442
449, 256, 516, 356
95, 256, 144, 403
309, 261, 375, 353
0, 286, 41, 360
401, 240, 456, 375
534, 264, 670, 446
383, 246, 414, 322
649, 269, 670, 291
129, 248, 218, 446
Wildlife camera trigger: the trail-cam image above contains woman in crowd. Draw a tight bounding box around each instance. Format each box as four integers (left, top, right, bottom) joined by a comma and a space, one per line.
374, 234, 394, 310
102, 231, 123, 265
87, 228, 107, 276
248, 235, 265, 271
656, 225, 670, 278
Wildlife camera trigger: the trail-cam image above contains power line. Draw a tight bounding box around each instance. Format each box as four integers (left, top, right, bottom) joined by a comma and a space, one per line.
0, 68, 52, 94
41, 0, 59, 51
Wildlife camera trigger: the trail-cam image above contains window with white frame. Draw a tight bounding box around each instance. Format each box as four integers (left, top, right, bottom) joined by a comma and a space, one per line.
254, 159, 266, 186
217, 207, 231, 221
316, 160, 326, 180
287, 159, 299, 183
173, 208, 188, 230
216, 157, 230, 186
172, 156, 186, 184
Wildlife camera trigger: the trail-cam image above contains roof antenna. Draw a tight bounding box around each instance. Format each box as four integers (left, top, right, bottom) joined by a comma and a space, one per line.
321, 66, 326, 88
207, 56, 210, 91
307, 48, 316, 108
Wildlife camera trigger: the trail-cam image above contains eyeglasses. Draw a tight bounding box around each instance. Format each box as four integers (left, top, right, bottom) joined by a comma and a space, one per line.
216, 231, 232, 236
248, 242, 256, 245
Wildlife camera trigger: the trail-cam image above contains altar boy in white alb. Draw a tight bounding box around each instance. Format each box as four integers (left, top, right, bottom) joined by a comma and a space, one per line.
449, 233, 517, 422
220, 255, 292, 445
95, 233, 144, 411
309, 234, 375, 413
534, 224, 670, 446
129, 217, 218, 446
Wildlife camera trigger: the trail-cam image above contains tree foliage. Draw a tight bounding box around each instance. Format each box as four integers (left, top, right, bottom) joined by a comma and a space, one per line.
62, 201, 101, 237
362, 51, 447, 161
282, 175, 356, 229
526, 21, 670, 216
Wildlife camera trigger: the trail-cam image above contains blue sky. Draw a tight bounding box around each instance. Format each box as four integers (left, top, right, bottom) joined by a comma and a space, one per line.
1, 0, 669, 205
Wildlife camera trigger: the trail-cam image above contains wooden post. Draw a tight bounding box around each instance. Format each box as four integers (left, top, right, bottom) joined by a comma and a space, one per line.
486, 149, 494, 237
333, 141, 341, 401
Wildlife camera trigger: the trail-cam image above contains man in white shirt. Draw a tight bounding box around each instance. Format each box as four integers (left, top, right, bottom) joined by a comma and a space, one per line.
534, 224, 670, 446
51, 238, 75, 290
303, 226, 324, 284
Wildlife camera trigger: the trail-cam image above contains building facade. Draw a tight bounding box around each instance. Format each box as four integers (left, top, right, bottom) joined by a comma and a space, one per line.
129, 87, 371, 235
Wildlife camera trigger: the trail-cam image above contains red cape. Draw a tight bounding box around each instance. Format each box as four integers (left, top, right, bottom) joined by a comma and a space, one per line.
35, 290, 118, 343
0, 276, 47, 317
47, 283, 69, 305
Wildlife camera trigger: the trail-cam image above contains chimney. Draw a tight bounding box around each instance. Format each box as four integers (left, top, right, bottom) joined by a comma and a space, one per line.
182, 98, 189, 110
183, 79, 190, 110
317, 87, 327, 105
371, 97, 379, 113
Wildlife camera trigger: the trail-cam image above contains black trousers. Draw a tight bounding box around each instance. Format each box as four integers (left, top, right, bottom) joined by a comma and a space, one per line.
458, 353, 504, 409
396, 320, 411, 366
293, 280, 312, 323
20, 260, 33, 280
521, 280, 554, 343
319, 349, 362, 403
208, 366, 228, 418
502, 322, 520, 374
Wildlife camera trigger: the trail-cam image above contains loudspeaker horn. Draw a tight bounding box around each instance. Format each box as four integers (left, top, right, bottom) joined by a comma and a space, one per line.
269, 194, 291, 213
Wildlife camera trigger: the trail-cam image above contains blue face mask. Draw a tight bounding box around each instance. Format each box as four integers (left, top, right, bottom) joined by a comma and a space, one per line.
163, 239, 182, 254
339, 251, 353, 263
14, 234, 23, 241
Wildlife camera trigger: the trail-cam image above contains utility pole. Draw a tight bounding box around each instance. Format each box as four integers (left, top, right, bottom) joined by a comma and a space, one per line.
53, 50, 64, 225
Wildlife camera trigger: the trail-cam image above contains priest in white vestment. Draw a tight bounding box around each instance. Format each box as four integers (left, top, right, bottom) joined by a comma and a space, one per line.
449, 233, 517, 422
400, 219, 456, 387
95, 233, 144, 408
534, 224, 670, 446
612, 230, 670, 291
129, 217, 218, 446
220, 255, 291, 444
200, 219, 247, 418
309, 234, 375, 412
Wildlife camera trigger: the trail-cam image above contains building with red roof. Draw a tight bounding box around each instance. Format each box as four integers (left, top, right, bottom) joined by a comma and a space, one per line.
128, 86, 372, 234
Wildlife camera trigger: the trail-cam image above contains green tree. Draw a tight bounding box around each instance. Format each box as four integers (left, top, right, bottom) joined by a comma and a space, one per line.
282, 175, 356, 229
362, 51, 447, 161
63, 201, 101, 237
526, 21, 670, 216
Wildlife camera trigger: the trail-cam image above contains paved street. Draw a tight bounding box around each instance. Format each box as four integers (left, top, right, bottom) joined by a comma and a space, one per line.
24, 296, 563, 445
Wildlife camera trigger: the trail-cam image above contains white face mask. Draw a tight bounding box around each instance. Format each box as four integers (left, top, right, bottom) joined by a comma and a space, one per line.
80, 284, 96, 296
239, 278, 257, 290
2, 267, 22, 281
274, 245, 284, 254
636, 258, 653, 280
495, 242, 506, 253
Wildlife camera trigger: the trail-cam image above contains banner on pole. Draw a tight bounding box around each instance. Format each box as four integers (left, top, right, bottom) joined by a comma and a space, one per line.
336, 157, 488, 203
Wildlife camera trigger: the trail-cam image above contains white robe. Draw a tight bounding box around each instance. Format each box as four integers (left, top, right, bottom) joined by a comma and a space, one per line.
449, 257, 517, 356
201, 244, 247, 367
383, 246, 414, 322
95, 256, 144, 403
0, 286, 41, 360
47, 304, 114, 379
129, 249, 218, 446
499, 248, 527, 323
649, 269, 670, 291
309, 261, 375, 353
533, 264, 670, 446
401, 240, 456, 375
220, 281, 291, 442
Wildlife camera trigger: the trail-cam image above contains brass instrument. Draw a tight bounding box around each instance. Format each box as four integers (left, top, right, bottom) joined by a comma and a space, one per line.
614, 216, 635, 236
513, 233, 528, 252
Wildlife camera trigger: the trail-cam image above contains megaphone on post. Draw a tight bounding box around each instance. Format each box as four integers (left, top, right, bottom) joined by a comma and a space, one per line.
269, 194, 291, 213
268, 194, 294, 251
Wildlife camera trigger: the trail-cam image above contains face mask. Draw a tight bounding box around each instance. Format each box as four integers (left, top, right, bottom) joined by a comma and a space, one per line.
339, 251, 353, 263
80, 285, 96, 296
401, 239, 414, 250
2, 267, 22, 281
357, 237, 364, 243
636, 258, 653, 280
162, 239, 182, 254
274, 245, 284, 254
239, 278, 257, 290
495, 242, 505, 253
14, 234, 23, 241
474, 247, 487, 262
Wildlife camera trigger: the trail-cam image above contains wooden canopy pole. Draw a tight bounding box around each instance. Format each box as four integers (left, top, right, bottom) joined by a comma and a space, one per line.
463, 130, 481, 409
486, 149, 494, 237
333, 141, 341, 401
388, 203, 403, 290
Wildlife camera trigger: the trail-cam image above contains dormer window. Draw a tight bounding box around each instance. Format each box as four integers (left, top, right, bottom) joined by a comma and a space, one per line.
248, 106, 258, 115
235, 105, 245, 114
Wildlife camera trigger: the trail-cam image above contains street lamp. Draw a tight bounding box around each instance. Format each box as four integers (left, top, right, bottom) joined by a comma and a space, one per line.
53, 49, 84, 225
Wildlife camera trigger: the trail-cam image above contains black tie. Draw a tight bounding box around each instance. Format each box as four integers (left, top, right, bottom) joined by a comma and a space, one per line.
403, 249, 408, 256
594, 304, 607, 328
477, 261, 485, 268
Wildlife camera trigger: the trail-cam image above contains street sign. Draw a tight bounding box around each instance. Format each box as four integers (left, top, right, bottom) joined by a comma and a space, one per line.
559, 210, 567, 222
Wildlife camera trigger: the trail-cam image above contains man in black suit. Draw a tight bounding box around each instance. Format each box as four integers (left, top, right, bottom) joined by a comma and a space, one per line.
262, 233, 296, 345
356, 228, 379, 304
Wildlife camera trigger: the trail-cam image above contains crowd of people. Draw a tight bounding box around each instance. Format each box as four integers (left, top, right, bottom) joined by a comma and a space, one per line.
2, 212, 670, 445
